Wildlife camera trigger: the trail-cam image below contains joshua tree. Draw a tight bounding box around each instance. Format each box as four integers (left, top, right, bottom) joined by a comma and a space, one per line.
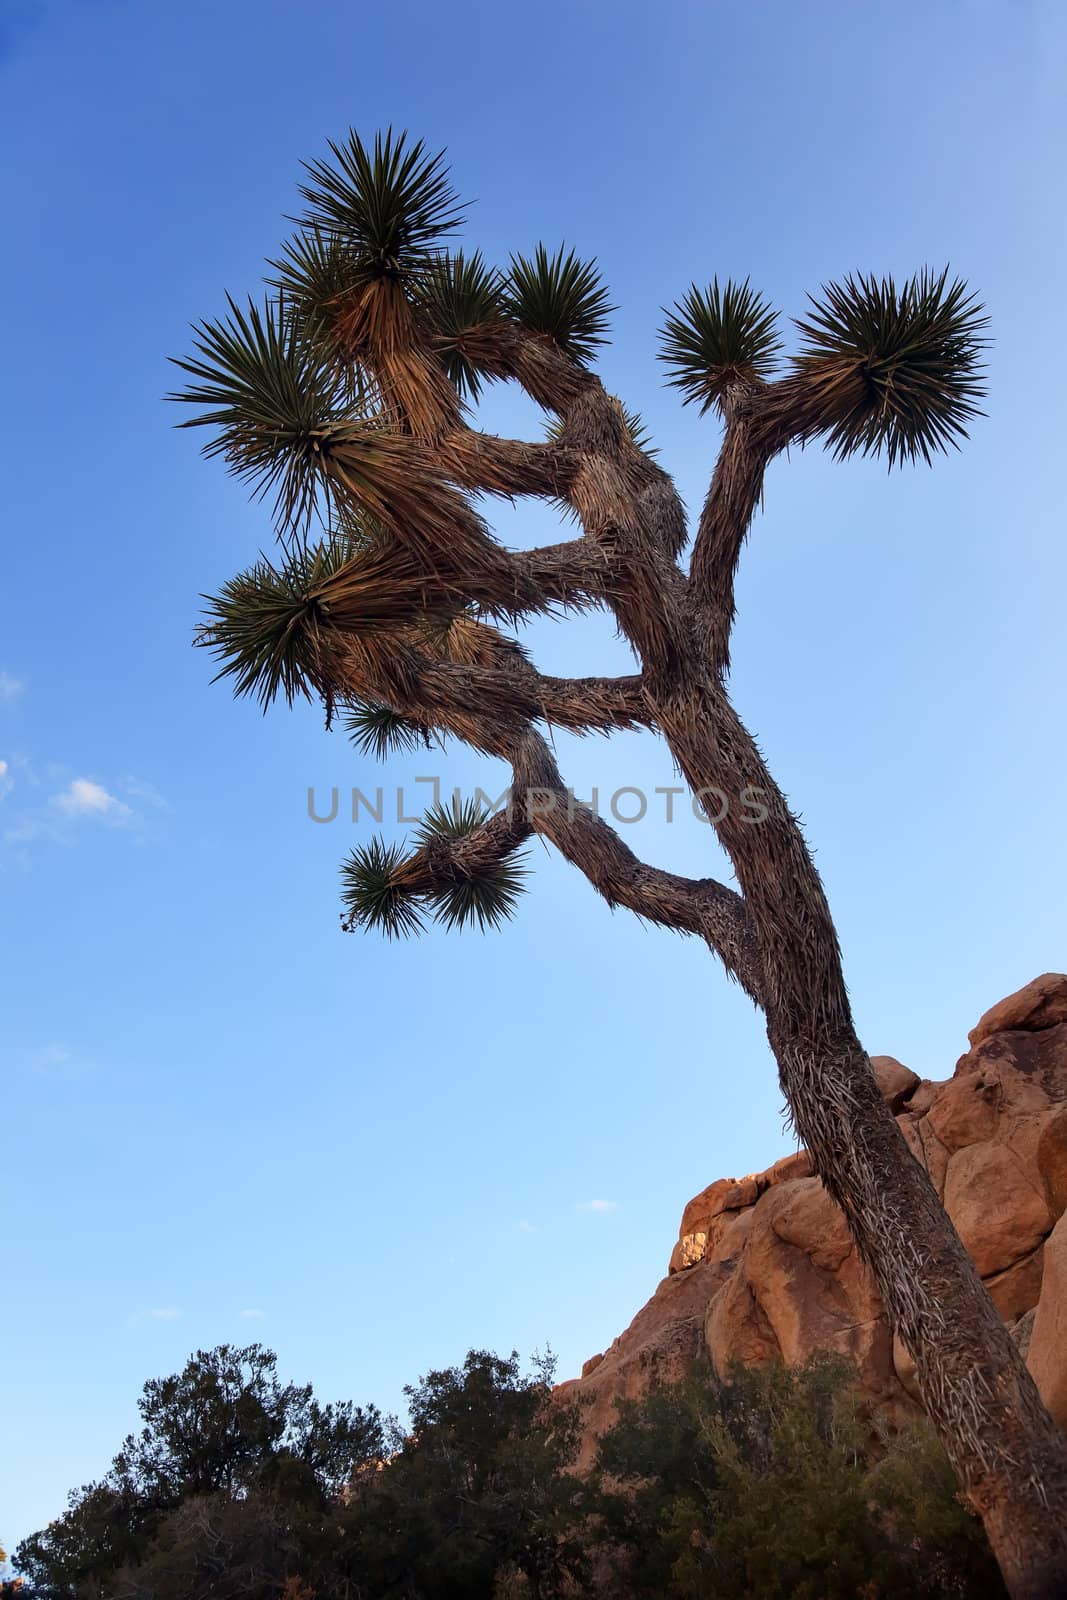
172, 131, 1067, 1596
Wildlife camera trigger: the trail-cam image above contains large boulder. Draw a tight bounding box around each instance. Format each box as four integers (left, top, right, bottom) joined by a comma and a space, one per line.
1028, 1211, 1067, 1430
1037, 1103, 1067, 1221
968, 973, 1067, 1048
942, 1143, 1052, 1277
704, 1177, 897, 1408
560, 976, 1067, 1459
870, 1055, 920, 1112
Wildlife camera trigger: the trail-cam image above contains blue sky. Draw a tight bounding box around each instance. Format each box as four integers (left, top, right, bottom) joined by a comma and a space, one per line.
2, 0, 1065, 1558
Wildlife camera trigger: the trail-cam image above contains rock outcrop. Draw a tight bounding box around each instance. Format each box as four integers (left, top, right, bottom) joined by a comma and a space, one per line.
558, 974, 1067, 1465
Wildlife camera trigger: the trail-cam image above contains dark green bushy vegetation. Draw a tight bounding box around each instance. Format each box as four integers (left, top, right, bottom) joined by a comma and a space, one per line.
594, 1357, 1003, 1599
10, 1346, 1005, 1600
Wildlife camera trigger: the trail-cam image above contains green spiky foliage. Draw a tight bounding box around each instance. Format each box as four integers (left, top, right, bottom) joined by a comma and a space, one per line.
297, 129, 464, 280
416, 797, 528, 931
269, 229, 381, 381
427, 853, 527, 933
659, 278, 783, 414
272, 228, 357, 311
340, 838, 426, 939
504, 245, 614, 363
414, 795, 494, 844
343, 701, 431, 759
341, 798, 528, 938
198, 537, 358, 708
170, 296, 347, 537
170, 294, 487, 561
791, 268, 989, 467
416, 251, 505, 399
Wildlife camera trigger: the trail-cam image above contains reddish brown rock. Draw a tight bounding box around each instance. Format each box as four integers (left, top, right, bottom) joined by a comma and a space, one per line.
942, 1143, 1052, 1278
710, 1179, 893, 1402
671, 1172, 766, 1274
907, 1079, 940, 1116
1028, 1212, 1067, 1431
870, 1055, 920, 1111
964, 1023, 1067, 1101
558, 1259, 729, 1469
560, 976, 1067, 1462
668, 1232, 707, 1274
898, 1115, 950, 1198
983, 1247, 1044, 1323
1011, 1306, 1037, 1360
1001, 1105, 1053, 1177
721, 1175, 761, 1210
678, 1178, 737, 1237
705, 1205, 756, 1265
705, 1266, 781, 1378
928, 1058, 1049, 1152
969, 973, 1067, 1048
762, 1149, 813, 1187
1037, 1103, 1067, 1221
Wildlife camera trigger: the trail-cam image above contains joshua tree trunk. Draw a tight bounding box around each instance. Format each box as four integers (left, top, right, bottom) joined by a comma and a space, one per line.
659, 684, 1067, 1599
174, 130, 1067, 1593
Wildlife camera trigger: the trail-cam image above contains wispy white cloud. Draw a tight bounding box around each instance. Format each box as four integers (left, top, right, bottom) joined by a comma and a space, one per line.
3, 815, 50, 846
0, 671, 24, 703
577, 1199, 618, 1214
516, 1219, 539, 1234
240, 1307, 265, 1319
148, 1307, 181, 1321
3, 760, 165, 854
119, 777, 169, 811
20, 1042, 94, 1080
52, 777, 133, 823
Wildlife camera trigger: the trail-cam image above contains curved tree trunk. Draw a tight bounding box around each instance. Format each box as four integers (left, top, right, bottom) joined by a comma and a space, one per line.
654, 679, 1067, 1597
181, 190, 1067, 1591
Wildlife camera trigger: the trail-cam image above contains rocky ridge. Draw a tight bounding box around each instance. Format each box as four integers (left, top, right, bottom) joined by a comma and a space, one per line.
557, 974, 1067, 1465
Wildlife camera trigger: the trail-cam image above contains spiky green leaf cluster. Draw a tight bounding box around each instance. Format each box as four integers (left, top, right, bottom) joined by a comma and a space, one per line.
416, 797, 528, 931
298, 129, 464, 280
414, 795, 494, 843
504, 245, 614, 363
343, 701, 431, 760
170, 292, 459, 550
340, 839, 426, 939
659, 278, 782, 414
198, 537, 355, 708
169, 296, 347, 537
341, 798, 528, 938
416, 251, 505, 399
269, 230, 367, 347
792, 268, 988, 467
425, 855, 527, 933
271, 228, 359, 308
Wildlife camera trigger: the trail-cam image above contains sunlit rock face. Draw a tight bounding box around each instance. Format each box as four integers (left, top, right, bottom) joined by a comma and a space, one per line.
557, 974, 1067, 1467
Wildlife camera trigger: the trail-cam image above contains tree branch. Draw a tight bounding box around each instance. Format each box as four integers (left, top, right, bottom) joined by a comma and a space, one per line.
437, 428, 574, 501
343, 719, 763, 1004
333, 636, 653, 748
687, 382, 774, 673
507, 729, 763, 1002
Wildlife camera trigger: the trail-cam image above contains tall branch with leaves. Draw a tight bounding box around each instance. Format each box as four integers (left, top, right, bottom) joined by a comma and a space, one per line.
172, 128, 1066, 1599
